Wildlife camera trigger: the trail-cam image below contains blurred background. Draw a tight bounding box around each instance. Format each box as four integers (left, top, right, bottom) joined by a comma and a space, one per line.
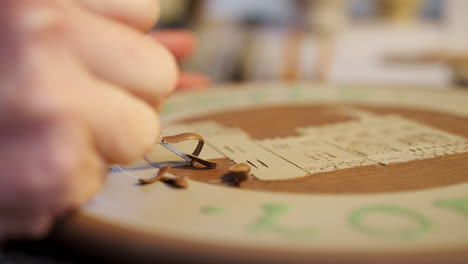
156, 0, 468, 89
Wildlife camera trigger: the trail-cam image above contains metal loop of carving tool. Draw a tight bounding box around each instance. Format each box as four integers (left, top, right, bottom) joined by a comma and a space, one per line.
187, 154, 217, 169
162, 132, 205, 157
145, 133, 217, 169
144, 156, 162, 168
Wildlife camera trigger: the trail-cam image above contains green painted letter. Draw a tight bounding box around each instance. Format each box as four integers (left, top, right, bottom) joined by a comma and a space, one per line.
349, 205, 431, 239
248, 204, 317, 240
434, 198, 468, 218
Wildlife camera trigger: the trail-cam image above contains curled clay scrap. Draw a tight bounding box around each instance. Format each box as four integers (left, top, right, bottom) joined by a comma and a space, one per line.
138, 164, 189, 188
162, 176, 189, 189
229, 163, 251, 183
159, 132, 217, 169
162, 132, 205, 157
187, 154, 217, 169
138, 165, 171, 184
141, 132, 217, 186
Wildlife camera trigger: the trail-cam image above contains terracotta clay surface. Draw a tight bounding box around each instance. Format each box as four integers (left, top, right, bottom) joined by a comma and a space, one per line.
169, 104, 468, 194
54, 103, 468, 264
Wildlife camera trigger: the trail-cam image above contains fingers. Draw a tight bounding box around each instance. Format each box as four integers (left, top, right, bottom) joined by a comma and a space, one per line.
177, 72, 211, 90
0, 42, 160, 238
150, 30, 196, 61
0, 121, 74, 239
64, 3, 178, 108
0, 0, 174, 241
149, 31, 211, 90
28, 39, 162, 164
0, 212, 52, 239
77, 0, 160, 31
76, 77, 162, 164
39, 119, 106, 212
0, 119, 104, 240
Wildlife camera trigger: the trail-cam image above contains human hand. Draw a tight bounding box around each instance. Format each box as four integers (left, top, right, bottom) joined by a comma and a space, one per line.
0, 0, 179, 240
150, 30, 211, 90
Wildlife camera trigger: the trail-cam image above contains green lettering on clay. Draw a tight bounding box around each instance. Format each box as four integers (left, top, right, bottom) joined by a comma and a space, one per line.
161, 102, 175, 114
288, 86, 303, 101
434, 198, 468, 218
349, 205, 431, 239
200, 205, 225, 215
192, 94, 216, 107
338, 87, 369, 101
391, 89, 407, 102
191, 93, 241, 108
248, 204, 317, 240
249, 91, 268, 103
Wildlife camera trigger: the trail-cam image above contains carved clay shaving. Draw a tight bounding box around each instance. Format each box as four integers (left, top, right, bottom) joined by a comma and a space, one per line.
139, 132, 220, 188
157, 132, 217, 169
138, 165, 189, 188
229, 163, 251, 183
162, 176, 189, 189
163, 132, 205, 157
187, 154, 217, 169
138, 165, 171, 184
